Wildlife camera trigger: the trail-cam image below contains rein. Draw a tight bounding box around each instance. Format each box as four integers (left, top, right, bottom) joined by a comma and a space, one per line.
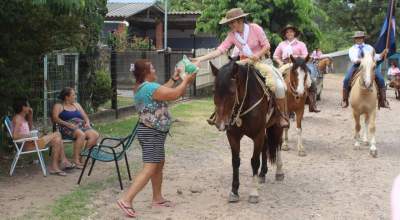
230, 64, 271, 127
288, 67, 307, 99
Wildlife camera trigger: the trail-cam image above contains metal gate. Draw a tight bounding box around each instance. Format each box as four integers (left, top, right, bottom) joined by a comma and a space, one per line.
43, 52, 79, 126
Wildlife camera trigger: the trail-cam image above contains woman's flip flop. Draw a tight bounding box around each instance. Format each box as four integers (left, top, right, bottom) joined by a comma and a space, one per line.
49, 170, 67, 176
117, 200, 137, 218
152, 200, 175, 208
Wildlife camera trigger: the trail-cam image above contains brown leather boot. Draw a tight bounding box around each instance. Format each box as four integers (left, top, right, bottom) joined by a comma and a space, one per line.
207, 112, 216, 125
341, 88, 349, 108
276, 98, 289, 128
378, 88, 390, 108
307, 90, 321, 113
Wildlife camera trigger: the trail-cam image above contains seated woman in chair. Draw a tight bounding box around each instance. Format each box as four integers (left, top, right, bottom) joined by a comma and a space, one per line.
12, 98, 74, 176
52, 87, 100, 169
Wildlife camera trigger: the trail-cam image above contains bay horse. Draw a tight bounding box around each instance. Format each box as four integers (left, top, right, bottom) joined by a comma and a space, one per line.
317, 57, 333, 74
349, 51, 378, 157
389, 76, 400, 100
210, 57, 284, 204
281, 55, 311, 156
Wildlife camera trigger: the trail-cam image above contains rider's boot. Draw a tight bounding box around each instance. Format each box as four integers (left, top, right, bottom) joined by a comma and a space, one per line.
341, 88, 349, 108
276, 98, 289, 128
378, 87, 390, 108
307, 89, 321, 113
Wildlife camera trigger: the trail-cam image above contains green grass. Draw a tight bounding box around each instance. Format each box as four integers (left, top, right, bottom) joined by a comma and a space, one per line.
100, 96, 133, 109
11, 98, 217, 219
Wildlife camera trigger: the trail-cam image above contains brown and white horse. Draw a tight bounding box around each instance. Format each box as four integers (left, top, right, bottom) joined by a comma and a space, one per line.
349, 51, 378, 157
210, 57, 284, 204
282, 55, 311, 156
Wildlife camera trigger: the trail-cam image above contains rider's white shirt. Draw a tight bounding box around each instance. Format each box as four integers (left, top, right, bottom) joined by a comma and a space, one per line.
348, 43, 382, 63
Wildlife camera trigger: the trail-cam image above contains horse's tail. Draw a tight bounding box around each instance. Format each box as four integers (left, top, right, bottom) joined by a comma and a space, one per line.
265, 124, 283, 164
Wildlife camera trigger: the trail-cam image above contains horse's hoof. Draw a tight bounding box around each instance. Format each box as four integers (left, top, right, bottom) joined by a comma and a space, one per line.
370, 149, 378, 158
282, 144, 289, 151
258, 176, 266, 184
248, 195, 259, 204
298, 150, 307, 157
228, 192, 240, 203
275, 173, 285, 181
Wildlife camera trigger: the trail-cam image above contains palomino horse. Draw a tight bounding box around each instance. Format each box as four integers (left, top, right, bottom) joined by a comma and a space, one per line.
210, 57, 284, 204
350, 51, 378, 157
317, 57, 333, 74
282, 55, 311, 156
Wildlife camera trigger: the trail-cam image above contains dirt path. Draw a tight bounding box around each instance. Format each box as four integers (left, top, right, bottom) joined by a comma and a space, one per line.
88, 74, 400, 220
1, 74, 399, 219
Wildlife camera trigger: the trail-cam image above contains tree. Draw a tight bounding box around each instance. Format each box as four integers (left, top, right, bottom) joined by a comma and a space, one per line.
169, 0, 203, 11
196, 0, 325, 50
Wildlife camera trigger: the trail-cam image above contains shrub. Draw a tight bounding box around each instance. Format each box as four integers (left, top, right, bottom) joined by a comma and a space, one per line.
91, 69, 112, 111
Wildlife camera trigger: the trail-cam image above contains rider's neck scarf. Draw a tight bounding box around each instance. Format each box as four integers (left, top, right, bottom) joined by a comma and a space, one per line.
282, 38, 298, 59
234, 24, 253, 57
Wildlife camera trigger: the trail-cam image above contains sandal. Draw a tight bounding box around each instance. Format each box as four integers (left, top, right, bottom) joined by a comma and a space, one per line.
152, 200, 175, 208
117, 200, 137, 218
49, 170, 67, 176
63, 162, 76, 170
74, 163, 84, 169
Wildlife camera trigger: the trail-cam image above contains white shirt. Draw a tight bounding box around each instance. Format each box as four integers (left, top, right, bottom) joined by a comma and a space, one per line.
348, 43, 382, 64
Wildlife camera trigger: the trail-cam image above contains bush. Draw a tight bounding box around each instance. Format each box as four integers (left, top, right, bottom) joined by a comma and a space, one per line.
91, 69, 112, 111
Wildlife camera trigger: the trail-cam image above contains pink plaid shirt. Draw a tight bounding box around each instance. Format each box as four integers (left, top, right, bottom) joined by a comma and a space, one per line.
217, 23, 270, 57
273, 39, 308, 61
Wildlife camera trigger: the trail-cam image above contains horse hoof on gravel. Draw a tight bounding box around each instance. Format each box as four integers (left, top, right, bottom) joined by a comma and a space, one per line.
275, 173, 285, 181
370, 149, 378, 158
298, 150, 307, 157
248, 195, 259, 204
228, 192, 240, 203
282, 144, 289, 151
258, 176, 266, 184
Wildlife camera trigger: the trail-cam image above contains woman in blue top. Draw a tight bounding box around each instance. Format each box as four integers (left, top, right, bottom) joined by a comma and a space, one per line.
52, 87, 100, 168
117, 59, 196, 218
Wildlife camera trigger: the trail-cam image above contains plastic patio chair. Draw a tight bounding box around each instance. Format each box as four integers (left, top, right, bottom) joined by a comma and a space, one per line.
77, 121, 139, 190
3, 116, 49, 176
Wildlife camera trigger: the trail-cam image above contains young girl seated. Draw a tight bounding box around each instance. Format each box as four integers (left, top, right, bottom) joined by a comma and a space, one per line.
12, 98, 74, 176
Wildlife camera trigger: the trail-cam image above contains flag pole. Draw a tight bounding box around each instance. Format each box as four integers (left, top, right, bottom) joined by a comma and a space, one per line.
386, 0, 396, 49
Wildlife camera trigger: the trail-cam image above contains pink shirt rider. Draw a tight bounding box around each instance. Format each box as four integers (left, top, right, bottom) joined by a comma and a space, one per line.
273, 39, 308, 61
217, 23, 270, 58
311, 50, 323, 59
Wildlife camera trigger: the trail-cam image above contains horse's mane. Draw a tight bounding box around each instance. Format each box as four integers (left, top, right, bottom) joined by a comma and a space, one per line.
214, 60, 258, 97
360, 51, 375, 70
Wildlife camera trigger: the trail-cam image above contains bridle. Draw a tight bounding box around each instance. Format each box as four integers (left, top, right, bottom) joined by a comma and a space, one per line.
228, 64, 273, 127
287, 66, 308, 99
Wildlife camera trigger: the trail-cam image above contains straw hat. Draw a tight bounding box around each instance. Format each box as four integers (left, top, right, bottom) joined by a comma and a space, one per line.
281, 25, 301, 38
352, 31, 367, 38
219, 8, 249, 25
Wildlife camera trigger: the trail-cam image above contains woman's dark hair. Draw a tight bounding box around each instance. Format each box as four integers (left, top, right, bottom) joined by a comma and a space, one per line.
391, 60, 398, 67
13, 97, 29, 114
58, 87, 74, 101
133, 59, 152, 84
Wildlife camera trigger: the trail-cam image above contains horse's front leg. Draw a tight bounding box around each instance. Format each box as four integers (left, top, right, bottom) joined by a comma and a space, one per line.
249, 133, 263, 204
367, 111, 377, 157
353, 112, 361, 150
227, 133, 241, 203
282, 128, 289, 151
296, 110, 306, 156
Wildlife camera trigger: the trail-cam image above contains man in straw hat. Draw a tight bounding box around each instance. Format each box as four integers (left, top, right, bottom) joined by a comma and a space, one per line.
273, 24, 320, 113
341, 31, 389, 108
192, 8, 289, 128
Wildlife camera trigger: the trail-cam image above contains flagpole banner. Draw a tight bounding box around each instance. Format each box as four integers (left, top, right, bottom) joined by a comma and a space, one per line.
374, 0, 396, 57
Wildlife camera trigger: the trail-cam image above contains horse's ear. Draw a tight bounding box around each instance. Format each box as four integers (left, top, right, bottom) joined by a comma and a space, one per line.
305, 54, 311, 63
290, 55, 295, 63
210, 61, 219, 76
231, 62, 239, 79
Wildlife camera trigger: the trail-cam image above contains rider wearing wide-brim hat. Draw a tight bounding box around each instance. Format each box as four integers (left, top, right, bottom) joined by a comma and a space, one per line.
192, 8, 289, 128
273, 24, 321, 113
341, 31, 389, 108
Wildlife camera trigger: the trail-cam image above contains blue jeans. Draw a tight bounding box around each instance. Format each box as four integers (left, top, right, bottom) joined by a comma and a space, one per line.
343, 64, 385, 89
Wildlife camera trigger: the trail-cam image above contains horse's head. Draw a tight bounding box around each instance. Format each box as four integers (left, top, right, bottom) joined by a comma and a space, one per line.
359, 51, 376, 89
289, 55, 310, 97
210, 57, 241, 131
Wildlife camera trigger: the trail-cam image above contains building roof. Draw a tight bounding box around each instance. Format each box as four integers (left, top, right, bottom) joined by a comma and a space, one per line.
106, 2, 163, 18
168, 11, 201, 15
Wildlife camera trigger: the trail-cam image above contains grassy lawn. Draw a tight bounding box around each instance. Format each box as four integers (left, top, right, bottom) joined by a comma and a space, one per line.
100, 96, 134, 110
15, 98, 215, 220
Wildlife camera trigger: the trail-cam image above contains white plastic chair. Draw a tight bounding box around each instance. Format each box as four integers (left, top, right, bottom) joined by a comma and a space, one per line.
3, 116, 49, 176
